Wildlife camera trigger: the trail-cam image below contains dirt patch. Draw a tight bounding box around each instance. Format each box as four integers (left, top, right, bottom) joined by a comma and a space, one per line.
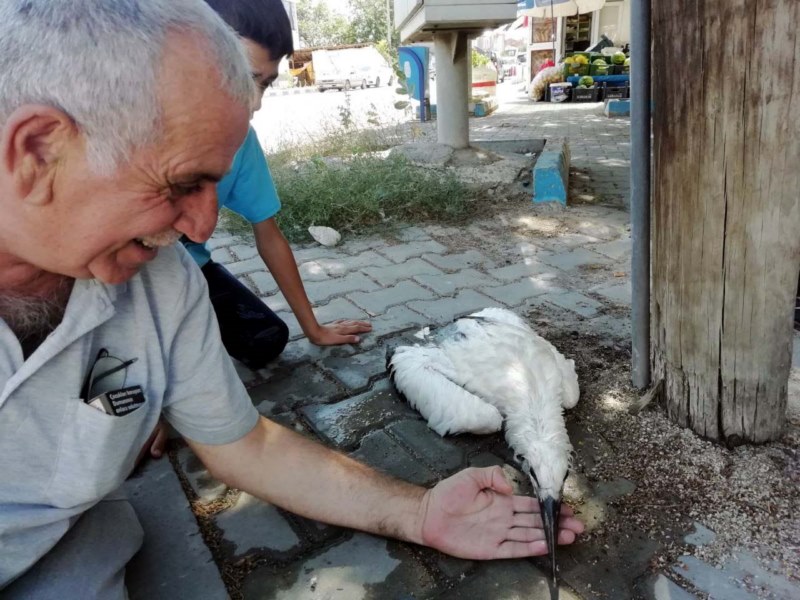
526, 311, 800, 595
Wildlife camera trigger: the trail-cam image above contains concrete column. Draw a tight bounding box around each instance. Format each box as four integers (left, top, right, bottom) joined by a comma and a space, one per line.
433, 31, 470, 149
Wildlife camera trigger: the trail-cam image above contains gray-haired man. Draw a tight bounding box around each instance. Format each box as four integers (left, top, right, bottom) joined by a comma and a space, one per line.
0, 1, 583, 597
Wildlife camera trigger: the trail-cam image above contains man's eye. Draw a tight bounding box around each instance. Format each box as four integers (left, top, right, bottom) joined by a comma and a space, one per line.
170, 183, 202, 198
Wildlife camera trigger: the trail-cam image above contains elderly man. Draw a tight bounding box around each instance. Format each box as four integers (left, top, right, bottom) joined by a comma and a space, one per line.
0, 1, 584, 597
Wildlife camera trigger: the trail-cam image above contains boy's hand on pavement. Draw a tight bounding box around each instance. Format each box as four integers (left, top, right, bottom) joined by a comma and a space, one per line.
308, 320, 372, 346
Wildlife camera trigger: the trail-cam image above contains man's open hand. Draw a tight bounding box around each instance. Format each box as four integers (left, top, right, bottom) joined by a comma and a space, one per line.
417, 466, 585, 560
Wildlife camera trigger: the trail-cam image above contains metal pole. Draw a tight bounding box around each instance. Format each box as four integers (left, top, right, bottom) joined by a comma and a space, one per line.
630, 0, 651, 389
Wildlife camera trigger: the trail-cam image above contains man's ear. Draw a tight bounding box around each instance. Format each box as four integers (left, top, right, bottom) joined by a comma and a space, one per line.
1, 105, 77, 205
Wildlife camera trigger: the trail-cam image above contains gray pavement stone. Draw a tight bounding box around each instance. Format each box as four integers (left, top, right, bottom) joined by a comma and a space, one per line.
297, 260, 331, 282
312, 297, 370, 324
378, 240, 448, 263
175, 446, 227, 504
230, 243, 259, 261
226, 256, 265, 276
592, 237, 632, 260
300, 382, 417, 449
250, 364, 342, 414
542, 232, 603, 249
352, 429, 438, 485
367, 305, 428, 338
248, 270, 278, 295
207, 234, 241, 250
546, 291, 604, 318
480, 276, 567, 307
210, 247, 235, 265
386, 419, 466, 475
394, 226, 431, 242
541, 248, 613, 272
262, 290, 290, 313
591, 280, 632, 306
303, 272, 380, 304
292, 245, 342, 263
684, 522, 717, 547
362, 258, 444, 286
276, 339, 338, 367
421, 250, 494, 272
348, 280, 434, 316
277, 310, 303, 341
570, 220, 623, 241
340, 238, 384, 255
438, 559, 580, 600
407, 289, 501, 323
487, 259, 556, 281
216, 493, 301, 558
124, 458, 228, 600
314, 251, 391, 276
241, 534, 434, 600
321, 345, 389, 391
588, 314, 631, 340
650, 574, 698, 600
414, 268, 501, 296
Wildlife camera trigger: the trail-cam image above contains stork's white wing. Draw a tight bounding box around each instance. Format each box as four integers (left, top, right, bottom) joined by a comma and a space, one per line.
388, 345, 503, 436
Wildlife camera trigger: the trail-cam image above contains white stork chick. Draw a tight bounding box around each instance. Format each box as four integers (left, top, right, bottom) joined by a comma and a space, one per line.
387, 307, 579, 587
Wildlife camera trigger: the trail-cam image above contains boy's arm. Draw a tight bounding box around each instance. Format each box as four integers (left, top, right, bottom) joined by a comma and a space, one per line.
252, 217, 371, 345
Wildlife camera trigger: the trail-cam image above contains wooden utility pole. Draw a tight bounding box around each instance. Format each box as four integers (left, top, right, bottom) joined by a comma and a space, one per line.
651, 0, 800, 444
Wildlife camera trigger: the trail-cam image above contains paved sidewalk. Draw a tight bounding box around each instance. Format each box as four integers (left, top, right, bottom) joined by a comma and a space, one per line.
124, 102, 798, 600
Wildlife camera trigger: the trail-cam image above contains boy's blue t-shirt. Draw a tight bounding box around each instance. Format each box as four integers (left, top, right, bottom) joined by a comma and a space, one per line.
183, 126, 281, 267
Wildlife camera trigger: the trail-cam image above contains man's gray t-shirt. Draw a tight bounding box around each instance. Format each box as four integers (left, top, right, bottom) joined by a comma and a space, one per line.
0, 246, 259, 587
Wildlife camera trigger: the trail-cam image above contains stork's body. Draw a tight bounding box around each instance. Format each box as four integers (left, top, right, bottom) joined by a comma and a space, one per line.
387, 308, 579, 588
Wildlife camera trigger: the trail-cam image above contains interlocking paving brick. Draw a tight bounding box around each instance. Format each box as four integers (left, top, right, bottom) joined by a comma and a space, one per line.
226, 256, 265, 276
414, 268, 502, 296
321, 346, 389, 391
276, 310, 303, 341
480, 276, 567, 307
377, 240, 448, 263
210, 247, 235, 265
593, 237, 632, 260
206, 234, 240, 250
175, 447, 227, 504
368, 305, 427, 337
230, 244, 259, 261
438, 560, 579, 600
250, 364, 342, 414
591, 281, 631, 306
588, 315, 631, 340
216, 493, 301, 558
312, 297, 370, 324
361, 258, 444, 286
540, 248, 613, 271
352, 429, 437, 485
125, 459, 227, 600
394, 226, 431, 242
314, 251, 391, 276
421, 250, 493, 272
407, 289, 501, 324
297, 260, 330, 281
546, 291, 604, 318
262, 291, 289, 313
300, 382, 417, 449
387, 419, 465, 474
303, 272, 380, 304
487, 259, 556, 281
292, 246, 342, 263
340, 238, 385, 255
248, 270, 278, 295
241, 534, 434, 600
348, 280, 434, 315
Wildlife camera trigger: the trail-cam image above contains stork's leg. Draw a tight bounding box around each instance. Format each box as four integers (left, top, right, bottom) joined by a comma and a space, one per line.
388, 346, 503, 436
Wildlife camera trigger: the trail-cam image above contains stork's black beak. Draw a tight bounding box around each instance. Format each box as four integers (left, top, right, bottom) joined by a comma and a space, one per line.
538, 495, 562, 596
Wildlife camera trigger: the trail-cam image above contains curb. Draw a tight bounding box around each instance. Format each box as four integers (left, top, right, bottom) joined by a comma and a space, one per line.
264, 86, 318, 97
532, 137, 570, 205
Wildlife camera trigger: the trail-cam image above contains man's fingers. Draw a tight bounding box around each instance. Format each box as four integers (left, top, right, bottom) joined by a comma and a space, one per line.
506, 526, 545, 543
512, 512, 542, 528
560, 516, 585, 535
511, 495, 539, 513
496, 540, 549, 559
471, 466, 513, 495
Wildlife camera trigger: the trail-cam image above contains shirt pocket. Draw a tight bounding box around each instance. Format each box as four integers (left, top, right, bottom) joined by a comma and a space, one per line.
47, 397, 151, 508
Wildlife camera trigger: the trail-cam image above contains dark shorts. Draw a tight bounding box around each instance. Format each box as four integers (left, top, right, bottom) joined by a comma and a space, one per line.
201, 261, 289, 370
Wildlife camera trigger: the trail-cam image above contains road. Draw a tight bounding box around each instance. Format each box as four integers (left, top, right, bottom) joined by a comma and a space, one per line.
251, 84, 406, 153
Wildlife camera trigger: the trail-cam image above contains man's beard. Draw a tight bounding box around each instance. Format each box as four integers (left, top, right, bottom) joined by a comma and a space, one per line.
0, 278, 73, 351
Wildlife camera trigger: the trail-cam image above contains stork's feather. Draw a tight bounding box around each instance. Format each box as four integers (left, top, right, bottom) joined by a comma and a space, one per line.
387, 308, 580, 501
388, 345, 503, 436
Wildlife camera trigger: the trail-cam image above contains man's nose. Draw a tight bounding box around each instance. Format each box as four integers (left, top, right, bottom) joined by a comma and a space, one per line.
173, 187, 219, 243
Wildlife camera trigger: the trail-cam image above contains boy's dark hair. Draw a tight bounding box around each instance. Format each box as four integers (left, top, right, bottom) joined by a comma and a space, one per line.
205, 0, 294, 60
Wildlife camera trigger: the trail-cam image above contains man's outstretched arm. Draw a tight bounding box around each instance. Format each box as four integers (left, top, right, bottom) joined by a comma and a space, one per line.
188, 417, 584, 559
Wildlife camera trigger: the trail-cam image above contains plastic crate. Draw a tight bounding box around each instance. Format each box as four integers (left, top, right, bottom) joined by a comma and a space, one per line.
573, 86, 600, 102
608, 64, 629, 75
563, 62, 590, 78
603, 83, 629, 99
590, 62, 609, 76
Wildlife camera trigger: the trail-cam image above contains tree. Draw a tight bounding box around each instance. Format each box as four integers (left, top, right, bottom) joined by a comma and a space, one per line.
348, 0, 398, 47
651, 0, 799, 444
295, 0, 351, 47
